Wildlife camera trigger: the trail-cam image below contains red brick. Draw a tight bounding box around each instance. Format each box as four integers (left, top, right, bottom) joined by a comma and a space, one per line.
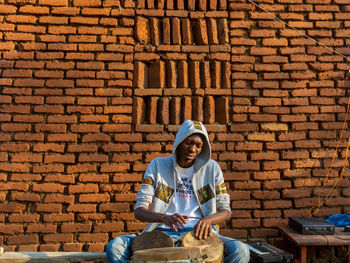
68, 184, 99, 194
61, 223, 92, 233
0, 153, 8, 162
44, 154, 75, 163
33, 143, 64, 153
67, 164, 97, 173
44, 194, 74, 204
36, 204, 62, 213
77, 213, 106, 221
1, 123, 31, 132
0, 224, 24, 234
48, 6, 74, 15
256, 213, 283, 225
79, 173, 109, 183
262, 200, 292, 209
125, 222, 147, 231
11, 192, 40, 202
40, 244, 60, 252
13, 115, 44, 122
63, 243, 83, 252
251, 152, 279, 161
43, 213, 74, 223
8, 214, 40, 223
94, 222, 124, 232
87, 243, 105, 252
114, 193, 137, 202
265, 142, 293, 150
231, 161, 260, 171
231, 200, 260, 211
78, 153, 108, 162
99, 203, 130, 212
0, 163, 30, 172
247, 133, 275, 141
0, 181, 28, 191
252, 191, 280, 200
250, 114, 277, 122
78, 233, 108, 242
7, 234, 39, 245
282, 150, 309, 160
112, 213, 135, 222
14, 78, 44, 88
27, 224, 57, 233
33, 183, 65, 193
43, 234, 73, 243
67, 204, 96, 213
252, 171, 279, 181
82, 134, 111, 142
44, 174, 74, 184
79, 193, 110, 203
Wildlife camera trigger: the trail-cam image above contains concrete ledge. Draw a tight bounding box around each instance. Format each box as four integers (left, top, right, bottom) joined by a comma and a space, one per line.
0, 252, 107, 262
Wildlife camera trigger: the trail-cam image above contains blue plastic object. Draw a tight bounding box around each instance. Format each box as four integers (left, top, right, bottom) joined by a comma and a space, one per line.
326, 214, 350, 227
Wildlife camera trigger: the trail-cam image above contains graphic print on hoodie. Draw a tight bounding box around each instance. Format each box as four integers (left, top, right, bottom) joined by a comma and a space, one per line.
159, 163, 202, 229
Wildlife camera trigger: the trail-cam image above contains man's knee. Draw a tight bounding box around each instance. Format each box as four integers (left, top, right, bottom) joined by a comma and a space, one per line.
106, 236, 133, 263
106, 237, 123, 258
107, 237, 121, 253
224, 239, 250, 263
236, 241, 250, 260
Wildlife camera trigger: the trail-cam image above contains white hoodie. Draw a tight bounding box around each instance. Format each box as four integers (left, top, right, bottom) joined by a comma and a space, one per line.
135, 120, 231, 233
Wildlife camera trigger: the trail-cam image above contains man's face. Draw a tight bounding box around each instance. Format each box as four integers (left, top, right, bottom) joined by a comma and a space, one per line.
177, 134, 204, 168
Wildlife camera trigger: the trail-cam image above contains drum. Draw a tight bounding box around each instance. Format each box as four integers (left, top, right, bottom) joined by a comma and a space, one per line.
131, 231, 174, 254
182, 230, 224, 263
132, 247, 204, 262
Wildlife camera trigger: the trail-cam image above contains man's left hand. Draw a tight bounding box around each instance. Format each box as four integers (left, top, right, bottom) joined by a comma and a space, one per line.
194, 217, 212, 240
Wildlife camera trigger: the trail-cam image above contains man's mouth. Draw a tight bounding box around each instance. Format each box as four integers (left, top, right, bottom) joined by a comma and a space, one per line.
186, 154, 195, 160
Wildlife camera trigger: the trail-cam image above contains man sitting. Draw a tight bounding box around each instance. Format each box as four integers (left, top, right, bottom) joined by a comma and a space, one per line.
106, 120, 250, 263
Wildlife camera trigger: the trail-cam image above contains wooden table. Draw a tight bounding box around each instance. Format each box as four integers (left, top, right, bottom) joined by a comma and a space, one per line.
279, 226, 350, 263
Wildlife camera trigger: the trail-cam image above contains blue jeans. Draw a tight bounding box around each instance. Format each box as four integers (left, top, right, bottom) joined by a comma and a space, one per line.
106, 228, 250, 263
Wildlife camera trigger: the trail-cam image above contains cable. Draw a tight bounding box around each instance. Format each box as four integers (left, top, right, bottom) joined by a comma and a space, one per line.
305, 92, 350, 216
246, 0, 350, 63
345, 245, 350, 259
245, 0, 350, 216
306, 130, 350, 217
331, 246, 342, 263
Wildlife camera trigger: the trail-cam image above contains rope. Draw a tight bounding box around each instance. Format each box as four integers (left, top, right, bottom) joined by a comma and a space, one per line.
245, 0, 350, 216
246, 0, 350, 63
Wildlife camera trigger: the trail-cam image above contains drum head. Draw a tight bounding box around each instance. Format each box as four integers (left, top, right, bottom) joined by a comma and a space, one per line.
182, 230, 224, 263
131, 231, 174, 254
132, 247, 202, 262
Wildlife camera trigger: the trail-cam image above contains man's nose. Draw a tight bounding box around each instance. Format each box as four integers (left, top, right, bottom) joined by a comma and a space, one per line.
189, 145, 196, 152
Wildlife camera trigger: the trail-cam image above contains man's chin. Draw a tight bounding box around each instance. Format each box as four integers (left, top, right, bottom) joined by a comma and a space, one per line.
184, 160, 194, 167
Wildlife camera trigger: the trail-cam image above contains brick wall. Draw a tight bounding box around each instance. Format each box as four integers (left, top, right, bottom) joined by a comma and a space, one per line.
0, 0, 349, 253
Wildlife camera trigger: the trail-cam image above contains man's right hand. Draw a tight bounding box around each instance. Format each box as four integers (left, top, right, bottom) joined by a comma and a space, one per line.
163, 213, 188, 232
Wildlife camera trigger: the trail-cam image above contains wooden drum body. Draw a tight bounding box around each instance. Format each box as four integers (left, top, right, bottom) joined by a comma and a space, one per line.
132, 247, 204, 263
130, 230, 223, 263
182, 231, 224, 263
131, 231, 174, 254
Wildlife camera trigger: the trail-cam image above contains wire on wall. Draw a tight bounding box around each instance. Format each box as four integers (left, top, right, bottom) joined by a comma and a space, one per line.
245, 0, 350, 216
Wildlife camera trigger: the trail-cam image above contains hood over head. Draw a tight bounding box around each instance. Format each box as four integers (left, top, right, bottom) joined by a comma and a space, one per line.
172, 120, 211, 170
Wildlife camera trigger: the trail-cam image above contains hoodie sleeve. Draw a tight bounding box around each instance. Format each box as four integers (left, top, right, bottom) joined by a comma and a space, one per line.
214, 161, 231, 213
135, 159, 156, 210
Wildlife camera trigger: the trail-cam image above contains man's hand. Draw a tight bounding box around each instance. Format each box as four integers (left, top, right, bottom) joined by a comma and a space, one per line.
194, 217, 212, 240
163, 213, 188, 232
